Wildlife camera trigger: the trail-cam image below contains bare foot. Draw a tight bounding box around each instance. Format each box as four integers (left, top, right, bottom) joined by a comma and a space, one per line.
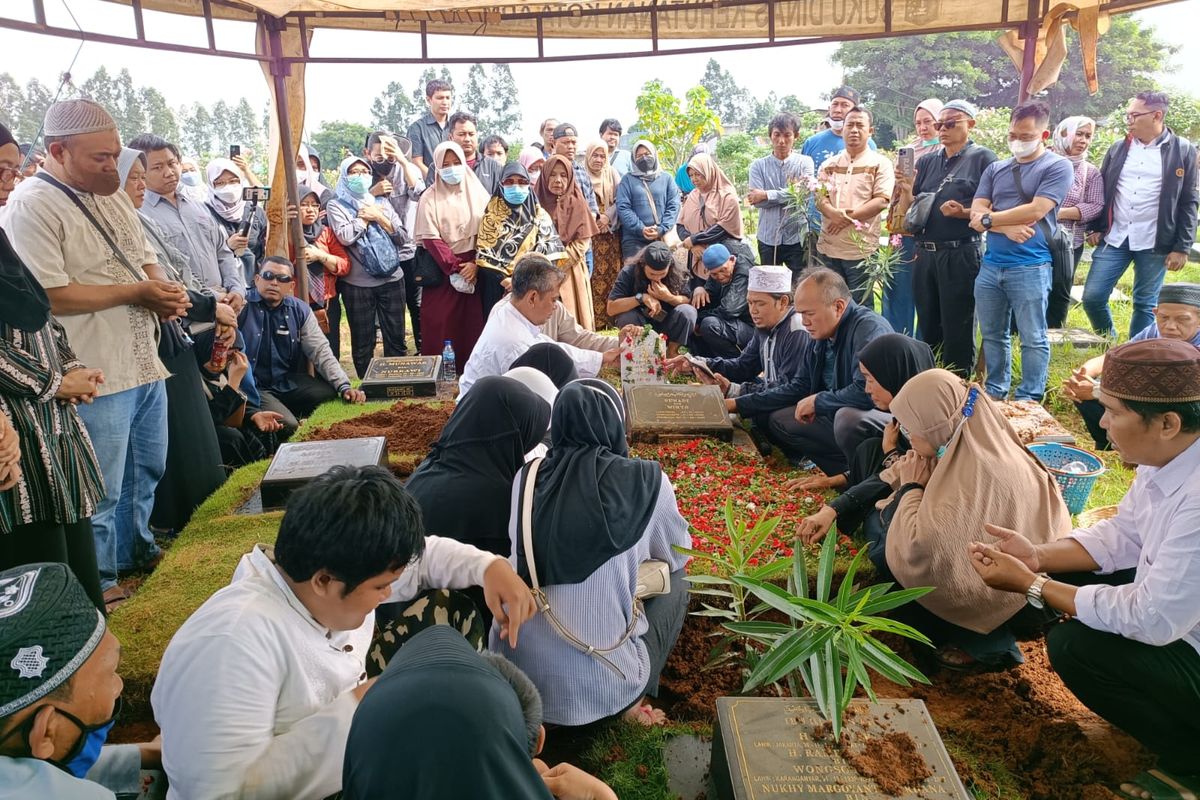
622, 701, 667, 727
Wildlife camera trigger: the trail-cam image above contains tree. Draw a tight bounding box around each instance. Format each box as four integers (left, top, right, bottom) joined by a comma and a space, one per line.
461, 64, 489, 124
311, 120, 372, 167
140, 87, 178, 143
633, 80, 723, 173
488, 64, 522, 140
0, 74, 23, 135
700, 58, 752, 129
370, 80, 416, 134
181, 103, 214, 157
17, 79, 54, 144
746, 91, 818, 134
113, 69, 147, 141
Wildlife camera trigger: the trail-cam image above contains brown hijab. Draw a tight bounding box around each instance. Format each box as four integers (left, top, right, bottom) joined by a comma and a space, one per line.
679, 152, 743, 239
584, 140, 618, 213
883, 369, 1071, 634
534, 154, 599, 246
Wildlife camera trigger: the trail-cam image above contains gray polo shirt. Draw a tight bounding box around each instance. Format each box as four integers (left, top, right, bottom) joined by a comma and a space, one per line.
405, 111, 449, 174
141, 190, 243, 295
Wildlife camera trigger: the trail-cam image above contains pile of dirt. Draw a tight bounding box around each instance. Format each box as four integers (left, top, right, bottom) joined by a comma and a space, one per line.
659, 610, 1149, 800
307, 402, 455, 460
842, 731, 933, 795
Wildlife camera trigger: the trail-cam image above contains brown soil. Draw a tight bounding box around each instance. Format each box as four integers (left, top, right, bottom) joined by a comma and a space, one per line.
659, 610, 1150, 800
307, 401, 455, 459
842, 731, 933, 795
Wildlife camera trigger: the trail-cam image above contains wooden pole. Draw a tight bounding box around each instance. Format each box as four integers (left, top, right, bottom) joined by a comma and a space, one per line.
1018, 0, 1041, 102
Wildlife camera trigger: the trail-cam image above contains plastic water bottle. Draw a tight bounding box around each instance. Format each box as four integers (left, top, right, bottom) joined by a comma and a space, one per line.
441, 340, 456, 382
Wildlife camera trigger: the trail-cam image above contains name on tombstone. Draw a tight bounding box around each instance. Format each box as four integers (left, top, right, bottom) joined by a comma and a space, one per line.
625, 384, 733, 443
360, 356, 442, 399
260, 436, 388, 509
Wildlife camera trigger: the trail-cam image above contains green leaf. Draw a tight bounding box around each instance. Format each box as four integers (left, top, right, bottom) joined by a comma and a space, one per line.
683, 574, 732, 585
835, 548, 867, 611
687, 588, 737, 600
841, 639, 863, 710
855, 615, 934, 646
748, 557, 792, 581
858, 635, 931, 686
670, 545, 727, 567
693, 608, 738, 619
730, 576, 806, 622
744, 627, 837, 693
816, 525, 837, 603
744, 515, 782, 560
857, 586, 936, 616
723, 621, 794, 638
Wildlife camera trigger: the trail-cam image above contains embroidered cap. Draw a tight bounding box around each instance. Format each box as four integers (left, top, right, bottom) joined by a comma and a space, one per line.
749, 265, 793, 295
43, 98, 118, 138
1157, 283, 1200, 310
1101, 338, 1200, 403
0, 563, 105, 718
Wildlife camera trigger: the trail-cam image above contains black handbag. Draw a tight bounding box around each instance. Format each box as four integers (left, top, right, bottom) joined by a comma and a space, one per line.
1011, 162, 1074, 283
904, 144, 974, 236
410, 246, 445, 289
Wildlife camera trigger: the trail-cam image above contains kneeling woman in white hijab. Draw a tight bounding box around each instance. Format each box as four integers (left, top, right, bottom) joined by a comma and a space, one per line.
492, 378, 690, 727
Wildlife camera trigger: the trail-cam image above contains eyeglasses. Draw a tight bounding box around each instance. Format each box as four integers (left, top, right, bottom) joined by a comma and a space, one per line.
1125, 111, 1158, 122
259, 271, 294, 284
933, 121, 963, 131
370, 156, 397, 165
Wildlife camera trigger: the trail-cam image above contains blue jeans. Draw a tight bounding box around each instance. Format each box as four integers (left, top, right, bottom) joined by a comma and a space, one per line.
1081, 241, 1167, 338
76, 381, 168, 590
975, 262, 1051, 401
882, 235, 918, 336
585, 249, 594, 277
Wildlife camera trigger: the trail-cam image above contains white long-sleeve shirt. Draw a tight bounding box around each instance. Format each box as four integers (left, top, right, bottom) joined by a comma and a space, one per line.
152, 540, 500, 800
1105, 133, 1165, 252
1068, 435, 1200, 652
458, 301, 603, 397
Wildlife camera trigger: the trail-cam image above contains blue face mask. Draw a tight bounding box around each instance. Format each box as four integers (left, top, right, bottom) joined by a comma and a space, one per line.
502, 185, 529, 205
180, 172, 200, 187
344, 174, 370, 195
62, 717, 115, 778
440, 165, 465, 185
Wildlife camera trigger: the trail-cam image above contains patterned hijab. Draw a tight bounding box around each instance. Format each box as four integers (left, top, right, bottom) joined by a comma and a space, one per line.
534, 154, 599, 246
584, 140, 618, 212
475, 162, 564, 278
1053, 116, 1096, 164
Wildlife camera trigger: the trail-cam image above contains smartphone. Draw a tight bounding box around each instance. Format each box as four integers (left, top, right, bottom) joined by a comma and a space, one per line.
229, 144, 241, 159
686, 355, 717, 381
897, 147, 915, 178
241, 186, 270, 203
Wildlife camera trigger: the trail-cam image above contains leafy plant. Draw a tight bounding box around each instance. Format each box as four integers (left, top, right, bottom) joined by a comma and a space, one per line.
633, 80, 723, 173
726, 527, 934, 739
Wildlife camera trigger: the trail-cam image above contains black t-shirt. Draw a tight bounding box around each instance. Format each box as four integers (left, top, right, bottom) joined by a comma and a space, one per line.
912, 142, 998, 242
609, 264, 638, 301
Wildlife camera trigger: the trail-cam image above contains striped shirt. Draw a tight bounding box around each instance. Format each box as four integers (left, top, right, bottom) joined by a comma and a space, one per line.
0, 318, 104, 534
749, 153, 815, 246
490, 471, 690, 725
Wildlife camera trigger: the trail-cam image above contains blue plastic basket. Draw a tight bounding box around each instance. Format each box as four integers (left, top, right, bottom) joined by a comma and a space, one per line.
1027, 443, 1105, 515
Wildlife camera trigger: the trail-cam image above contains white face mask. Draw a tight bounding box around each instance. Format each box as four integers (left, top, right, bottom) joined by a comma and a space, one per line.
1008, 138, 1042, 159
214, 184, 243, 204
829, 118, 845, 133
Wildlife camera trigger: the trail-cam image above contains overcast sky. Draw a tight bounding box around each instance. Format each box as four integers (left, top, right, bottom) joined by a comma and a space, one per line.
1, 0, 1198, 146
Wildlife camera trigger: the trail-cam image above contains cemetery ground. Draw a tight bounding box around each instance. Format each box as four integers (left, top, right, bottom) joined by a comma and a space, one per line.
105, 261, 1200, 800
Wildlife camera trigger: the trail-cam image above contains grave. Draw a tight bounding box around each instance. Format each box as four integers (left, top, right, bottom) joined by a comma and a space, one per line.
710, 697, 969, 800
360, 355, 442, 399
259, 436, 388, 509
1047, 327, 1107, 349
624, 383, 734, 443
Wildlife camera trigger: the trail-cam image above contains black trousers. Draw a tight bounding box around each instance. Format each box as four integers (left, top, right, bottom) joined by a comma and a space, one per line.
765, 406, 890, 477
340, 278, 408, 379
0, 518, 104, 612
912, 240, 981, 377
1074, 398, 1110, 450
401, 257, 422, 353
311, 291, 343, 361
815, 253, 872, 308
757, 240, 807, 280
692, 315, 754, 358
1046, 244, 1084, 329
259, 373, 339, 439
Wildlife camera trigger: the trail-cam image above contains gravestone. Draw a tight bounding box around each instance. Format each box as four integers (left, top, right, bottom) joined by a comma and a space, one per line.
360, 356, 442, 399
625, 384, 733, 443
1047, 328, 1107, 350
260, 436, 388, 509
710, 697, 969, 800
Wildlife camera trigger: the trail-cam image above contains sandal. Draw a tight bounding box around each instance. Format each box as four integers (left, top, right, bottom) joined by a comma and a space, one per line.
1120, 769, 1200, 800
102, 585, 130, 613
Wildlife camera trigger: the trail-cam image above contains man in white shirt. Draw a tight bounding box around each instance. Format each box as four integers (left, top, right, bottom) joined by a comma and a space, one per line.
970, 338, 1200, 798
1082, 91, 1200, 339
459, 254, 621, 397
151, 465, 536, 800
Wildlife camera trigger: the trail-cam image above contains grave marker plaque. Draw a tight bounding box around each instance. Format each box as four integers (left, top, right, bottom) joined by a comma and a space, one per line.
260, 436, 388, 509
360, 356, 441, 399
625, 384, 733, 443
710, 697, 969, 800
1047, 328, 1107, 350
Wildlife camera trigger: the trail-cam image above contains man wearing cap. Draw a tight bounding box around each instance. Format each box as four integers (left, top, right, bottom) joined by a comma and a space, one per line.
688, 242, 754, 358
552, 123, 599, 215
814, 106, 895, 307
600, 118, 633, 179
2, 99, 186, 604
971, 337, 1200, 800
1064, 282, 1200, 450
0, 563, 161, 799
667, 264, 813, 455
894, 99, 999, 377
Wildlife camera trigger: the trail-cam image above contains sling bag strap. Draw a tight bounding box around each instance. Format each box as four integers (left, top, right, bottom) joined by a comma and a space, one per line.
1010, 161, 1058, 243
520, 457, 641, 679
34, 172, 148, 284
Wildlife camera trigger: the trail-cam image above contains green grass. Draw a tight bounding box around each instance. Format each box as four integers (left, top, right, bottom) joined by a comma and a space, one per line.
579, 723, 708, 800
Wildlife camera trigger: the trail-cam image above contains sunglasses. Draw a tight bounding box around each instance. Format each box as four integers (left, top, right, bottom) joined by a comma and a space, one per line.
933, 120, 964, 131
259, 271, 294, 284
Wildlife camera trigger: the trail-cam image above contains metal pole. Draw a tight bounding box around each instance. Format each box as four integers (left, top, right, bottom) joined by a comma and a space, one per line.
1018, 0, 1041, 101
265, 15, 309, 303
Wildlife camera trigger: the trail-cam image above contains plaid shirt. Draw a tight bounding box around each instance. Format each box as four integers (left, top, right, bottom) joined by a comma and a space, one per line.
1061, 160, 1105, 248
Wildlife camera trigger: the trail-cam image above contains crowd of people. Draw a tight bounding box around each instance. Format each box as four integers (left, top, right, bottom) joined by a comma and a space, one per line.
0, 77, 1198, 799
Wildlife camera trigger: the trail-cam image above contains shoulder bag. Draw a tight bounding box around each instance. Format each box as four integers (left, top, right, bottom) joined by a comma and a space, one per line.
330, 198, 402, 279
639, 179, 682, 250
410, 244, 446, 289
519, 457, 670, 680
904, 145, 972, 236
34, 172, 192, 360
1010, 162, 1074, 284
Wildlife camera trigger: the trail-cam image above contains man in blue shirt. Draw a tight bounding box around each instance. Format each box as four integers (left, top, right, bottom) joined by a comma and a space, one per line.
749, 112, 815, 276
971, 100, 1074, 402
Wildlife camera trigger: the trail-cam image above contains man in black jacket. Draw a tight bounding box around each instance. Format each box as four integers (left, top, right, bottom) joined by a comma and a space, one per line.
689, 243, 755, 358
1083, 91, 1200, 339
764, 267, 892, 474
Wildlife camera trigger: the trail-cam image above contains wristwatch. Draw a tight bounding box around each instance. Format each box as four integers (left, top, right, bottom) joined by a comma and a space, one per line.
1025, 574, 1051, 609
635, 292, 644, 305
981, 212, 993, 230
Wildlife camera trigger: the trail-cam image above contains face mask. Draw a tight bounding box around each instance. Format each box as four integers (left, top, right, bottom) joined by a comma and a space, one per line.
502, 185, 529, 205
0, 698, 122, 779
830, 118, 845, 133
345, 174, 370, 195
528, 169, 541, 184
214, 184, 242, 204
370, 160, 394, 179
180, 172, 200, 187
1008, 138, 1042, 159
922, 137, 940, 148
296, 170, 309, 185
440, 165, 465, 185
635, 155, 657, 173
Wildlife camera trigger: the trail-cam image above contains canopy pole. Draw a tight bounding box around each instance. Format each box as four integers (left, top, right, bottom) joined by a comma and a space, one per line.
1018, 0, 1041, 101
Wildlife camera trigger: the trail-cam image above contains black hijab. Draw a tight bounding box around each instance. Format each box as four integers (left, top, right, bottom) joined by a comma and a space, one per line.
858, 334, 935, 397
299, 184, 326, 245
0, 227, 52, 334
510, 342, 580, 389
342, 626, 553, 800
498, 162, 539, 215
519, 378, 661, 586
406, 376, 551, 556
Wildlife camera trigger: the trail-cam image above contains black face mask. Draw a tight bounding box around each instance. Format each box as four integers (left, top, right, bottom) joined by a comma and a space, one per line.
369, 159, 395, 182
635, 155, 657, 173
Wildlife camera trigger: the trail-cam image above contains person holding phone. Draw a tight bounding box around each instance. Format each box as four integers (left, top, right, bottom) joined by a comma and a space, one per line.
205, 155, 267, 287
